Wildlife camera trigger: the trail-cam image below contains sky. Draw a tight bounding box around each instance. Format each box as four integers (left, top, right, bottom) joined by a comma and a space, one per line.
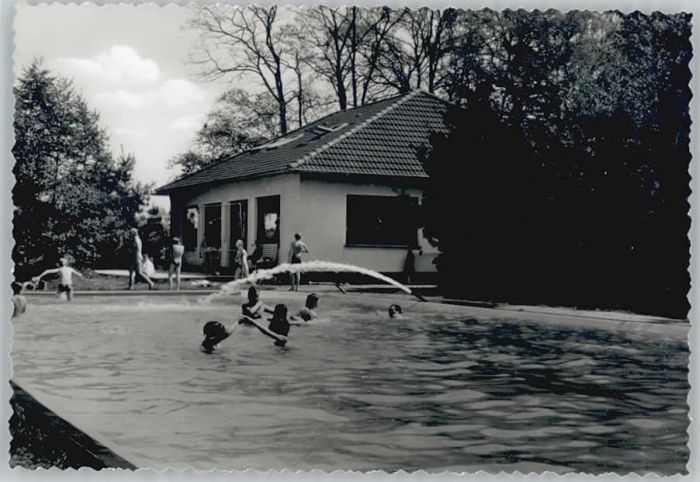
14, 4, 233, 197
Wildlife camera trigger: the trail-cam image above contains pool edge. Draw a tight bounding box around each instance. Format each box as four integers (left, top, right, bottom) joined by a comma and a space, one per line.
9, 380, 137, 470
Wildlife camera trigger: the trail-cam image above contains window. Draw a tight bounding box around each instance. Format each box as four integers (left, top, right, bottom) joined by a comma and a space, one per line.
256, 195, 280, 243
346, 195, 418, 247
183, 206, 199, 251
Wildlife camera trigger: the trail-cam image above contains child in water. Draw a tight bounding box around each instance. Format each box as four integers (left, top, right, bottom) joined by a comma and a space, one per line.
241, 286, 273, 320
11, 282, 27, 318
290, 293, 319, 323
239, 303, 291, 347
388, 304, 404, 319
202, 303, 292, 353
265, 304, 291, 346
201, 321, 231, 354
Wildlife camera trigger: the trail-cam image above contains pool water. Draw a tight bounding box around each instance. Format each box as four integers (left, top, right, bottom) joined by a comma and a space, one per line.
12, 293, 689, 473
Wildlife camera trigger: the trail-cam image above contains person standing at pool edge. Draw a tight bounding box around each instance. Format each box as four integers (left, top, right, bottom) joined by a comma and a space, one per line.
288, 233, 309, 291
34, 258, 83, 301
233, 239, 250, 280
128, 228, 155, 290
168, 237, 185, 290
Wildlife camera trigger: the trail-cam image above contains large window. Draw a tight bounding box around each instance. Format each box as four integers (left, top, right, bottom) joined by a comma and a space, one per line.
346, 195, 418, 247
183, 206, 199, 251
256, 195, 280, 244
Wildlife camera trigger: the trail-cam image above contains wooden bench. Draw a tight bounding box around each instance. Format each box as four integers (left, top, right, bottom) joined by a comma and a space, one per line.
254, 243, 279, 270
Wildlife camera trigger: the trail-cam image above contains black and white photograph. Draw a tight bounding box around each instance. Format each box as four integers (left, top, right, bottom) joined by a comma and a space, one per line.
3, 0, 696, 476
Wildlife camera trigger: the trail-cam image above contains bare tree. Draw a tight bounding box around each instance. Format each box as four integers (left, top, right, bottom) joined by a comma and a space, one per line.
297, 6, 355, 110
189, 5, 290, 134
356, 7, 407, 105
376, 8, 458, 95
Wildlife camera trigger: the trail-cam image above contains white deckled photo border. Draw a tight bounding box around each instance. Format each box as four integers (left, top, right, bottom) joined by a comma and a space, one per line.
1, 0, 698, 481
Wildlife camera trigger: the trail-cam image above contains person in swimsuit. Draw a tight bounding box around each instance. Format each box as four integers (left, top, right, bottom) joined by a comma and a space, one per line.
240, 286, 273, 320
290, 293, 319, 323
240, 303, 291, 347
288, 233, 309, 291
388, 304, 404, 319
11, 282, 27, 318
201, 321, 232, 353
168, 237, 185, 290
34, 258, 83, 301
202, 297, 287, 353
233, 239, 250, 280
128, 228, 155, 290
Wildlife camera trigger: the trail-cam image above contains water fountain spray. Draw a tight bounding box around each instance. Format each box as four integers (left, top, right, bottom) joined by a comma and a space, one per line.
203, 260, 425, 302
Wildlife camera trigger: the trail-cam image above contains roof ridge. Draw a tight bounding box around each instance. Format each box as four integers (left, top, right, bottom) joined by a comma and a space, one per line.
288, 91, 420, 170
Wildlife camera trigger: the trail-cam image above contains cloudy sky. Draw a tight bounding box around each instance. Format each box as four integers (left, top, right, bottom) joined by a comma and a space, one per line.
14, 4, 231, 192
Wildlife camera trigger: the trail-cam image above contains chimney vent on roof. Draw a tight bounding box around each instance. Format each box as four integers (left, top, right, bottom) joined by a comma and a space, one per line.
309, 122, 348, 136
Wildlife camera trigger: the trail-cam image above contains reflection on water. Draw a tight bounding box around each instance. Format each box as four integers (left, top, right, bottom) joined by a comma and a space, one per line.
12, 296, 688, 473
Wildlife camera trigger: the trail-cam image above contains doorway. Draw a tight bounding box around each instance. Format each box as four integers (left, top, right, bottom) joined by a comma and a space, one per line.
229, 199, 248, 251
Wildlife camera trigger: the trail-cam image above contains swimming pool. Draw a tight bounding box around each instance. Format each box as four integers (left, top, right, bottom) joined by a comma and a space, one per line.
11, 292, 689, 473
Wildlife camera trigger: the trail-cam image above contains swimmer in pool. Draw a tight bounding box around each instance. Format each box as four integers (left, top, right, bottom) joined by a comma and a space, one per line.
240, 303, 291, 347
240, 286, 274, 321
290, 293, 319, 324
11, 282, 27, 318
388, 304, 404, 319
201, 321, 232, 353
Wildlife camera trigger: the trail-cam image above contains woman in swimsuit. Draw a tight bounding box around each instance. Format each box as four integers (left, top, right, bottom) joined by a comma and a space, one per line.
233, 239, 250, 280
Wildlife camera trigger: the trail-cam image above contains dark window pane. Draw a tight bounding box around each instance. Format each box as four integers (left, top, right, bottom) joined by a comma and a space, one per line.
204, 204, 221, 248
346, 195, 418, 246
183, 206, 198, 251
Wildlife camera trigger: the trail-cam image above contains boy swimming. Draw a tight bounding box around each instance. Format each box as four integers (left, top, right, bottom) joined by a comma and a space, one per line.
290, 293, 319, 323
34, 258, 83, 301
201, 321, 232, 354
240, 286, 273, 320
11, 282, 27, 318
388, 304, 403, 319
241, 303, 290, 347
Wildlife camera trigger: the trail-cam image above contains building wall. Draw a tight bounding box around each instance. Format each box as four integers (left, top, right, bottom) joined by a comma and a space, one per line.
170, 174, 438, 273
172, 174, 301, 266
298, 178, 438, 273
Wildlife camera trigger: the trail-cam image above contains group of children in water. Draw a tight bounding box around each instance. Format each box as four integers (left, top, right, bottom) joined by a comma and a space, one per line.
201, 286, 404, 353
201, 286, 319, 353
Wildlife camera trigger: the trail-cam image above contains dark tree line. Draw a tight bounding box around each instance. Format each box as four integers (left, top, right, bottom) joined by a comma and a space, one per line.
12, 62, 157, 278
423, 11, 691, 318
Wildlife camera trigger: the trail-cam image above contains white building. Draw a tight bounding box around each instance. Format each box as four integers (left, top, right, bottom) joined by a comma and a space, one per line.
157, 91, 456, 278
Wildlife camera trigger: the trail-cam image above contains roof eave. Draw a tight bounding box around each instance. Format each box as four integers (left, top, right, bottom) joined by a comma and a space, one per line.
155, 169, 294, 195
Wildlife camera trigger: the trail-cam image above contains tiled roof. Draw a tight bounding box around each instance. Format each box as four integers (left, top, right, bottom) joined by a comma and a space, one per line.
157, 91, 453, 193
